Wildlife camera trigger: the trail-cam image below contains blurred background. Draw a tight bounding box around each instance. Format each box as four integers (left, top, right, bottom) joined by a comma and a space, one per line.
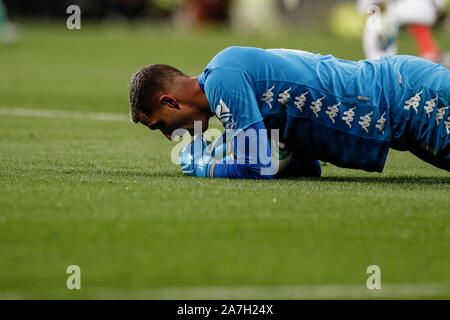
1, 0, 364, 28
1, 0, 448, 115
0, 0, 449, 299
2, 0, 448, 36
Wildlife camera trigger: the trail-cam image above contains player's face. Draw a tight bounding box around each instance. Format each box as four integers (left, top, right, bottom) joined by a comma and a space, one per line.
138, 109, 173, 140
138, 103, 209, 140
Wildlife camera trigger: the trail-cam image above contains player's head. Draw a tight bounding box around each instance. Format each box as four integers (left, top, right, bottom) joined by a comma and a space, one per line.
129, 64, 210, 140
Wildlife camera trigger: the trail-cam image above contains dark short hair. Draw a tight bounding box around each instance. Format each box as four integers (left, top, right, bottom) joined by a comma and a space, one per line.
129, 64, 186, 123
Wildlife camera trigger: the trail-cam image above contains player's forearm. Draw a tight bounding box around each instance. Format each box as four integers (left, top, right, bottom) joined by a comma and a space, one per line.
211, 161, 274, 180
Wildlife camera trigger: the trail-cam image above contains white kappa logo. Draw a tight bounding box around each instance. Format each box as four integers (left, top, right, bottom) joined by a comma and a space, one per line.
310, 97, 325, 118
436, 106, 449, 126
342, 107, 356, 128
359, 112, 373, 134
262, 86, 275, 109
294, 91, 309, 112
424, 97, 438, 119
325, 103, 340, 123
444, 116, 450, 135
278, 87, 292, 107
403, 91, 422, 113
376, 112, 386, 135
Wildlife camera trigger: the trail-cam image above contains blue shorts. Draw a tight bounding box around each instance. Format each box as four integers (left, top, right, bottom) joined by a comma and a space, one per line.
383, 55, 450, 170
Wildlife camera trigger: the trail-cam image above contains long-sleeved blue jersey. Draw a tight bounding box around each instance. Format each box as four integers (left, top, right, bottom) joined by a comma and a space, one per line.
198, 46, 450, 176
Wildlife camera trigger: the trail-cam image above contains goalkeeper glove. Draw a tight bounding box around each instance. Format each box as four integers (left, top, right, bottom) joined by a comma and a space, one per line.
179, 134, 215, 178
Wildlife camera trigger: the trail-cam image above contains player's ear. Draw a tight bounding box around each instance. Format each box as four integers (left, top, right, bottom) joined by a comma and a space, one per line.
160, 95, 179, 109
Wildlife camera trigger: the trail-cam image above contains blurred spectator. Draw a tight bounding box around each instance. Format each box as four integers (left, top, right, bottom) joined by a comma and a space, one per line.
188, 0, 231, 24
0, 0, 18, 44
230, 0, 279, 34
173, 0, 231, 28
0, 0, 6, 25
3, 0, 165, 20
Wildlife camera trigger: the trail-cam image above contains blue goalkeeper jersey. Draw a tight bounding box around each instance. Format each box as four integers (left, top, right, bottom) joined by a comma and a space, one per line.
198, 46, 393, 172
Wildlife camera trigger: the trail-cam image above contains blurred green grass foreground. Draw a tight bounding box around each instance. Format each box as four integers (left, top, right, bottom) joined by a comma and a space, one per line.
0, 21, 449, 299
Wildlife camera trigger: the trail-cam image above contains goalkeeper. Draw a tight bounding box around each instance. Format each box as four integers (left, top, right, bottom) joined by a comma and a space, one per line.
129, 46, 450, 179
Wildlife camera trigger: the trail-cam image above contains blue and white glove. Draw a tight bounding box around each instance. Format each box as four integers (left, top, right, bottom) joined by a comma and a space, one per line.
210, 130, 235, 163
179, 134, 215, 178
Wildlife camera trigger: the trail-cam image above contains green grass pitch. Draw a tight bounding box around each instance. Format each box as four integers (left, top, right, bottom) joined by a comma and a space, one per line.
0, 22, 449, 299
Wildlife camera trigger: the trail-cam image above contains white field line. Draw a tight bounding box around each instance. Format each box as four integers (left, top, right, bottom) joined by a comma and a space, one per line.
0, 106, 223, 126
0, 107, 129, 122
1, 283, 449, 300
84, 283, 450, 299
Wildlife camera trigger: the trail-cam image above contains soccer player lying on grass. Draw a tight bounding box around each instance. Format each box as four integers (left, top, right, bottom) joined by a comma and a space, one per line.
129, 46, 450, 179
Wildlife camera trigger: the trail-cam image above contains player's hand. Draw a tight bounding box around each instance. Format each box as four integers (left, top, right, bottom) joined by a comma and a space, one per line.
179, 134, 215, 178
210, 130, 235, 162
